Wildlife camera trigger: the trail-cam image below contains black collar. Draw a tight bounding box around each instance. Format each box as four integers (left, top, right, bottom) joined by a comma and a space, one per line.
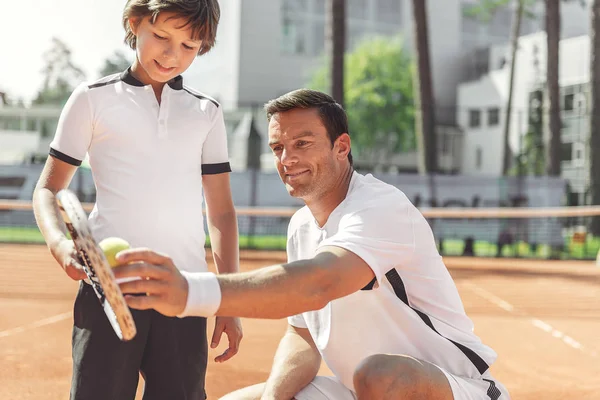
120, 67, 183, 90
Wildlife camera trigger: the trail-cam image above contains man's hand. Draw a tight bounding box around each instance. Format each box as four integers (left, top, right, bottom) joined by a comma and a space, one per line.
51, 239, 87, 281
113, 248, 189, 317
211, 316, 243, 363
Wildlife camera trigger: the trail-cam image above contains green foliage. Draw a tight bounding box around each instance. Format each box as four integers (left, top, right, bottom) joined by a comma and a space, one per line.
512, 89, 545, 175
463, 0, 537, 22
308, 35, 415, 154
32, 38, 86, 106
98, 50, 132, 77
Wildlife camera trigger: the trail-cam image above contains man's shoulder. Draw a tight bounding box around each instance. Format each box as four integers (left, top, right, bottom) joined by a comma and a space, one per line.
347, 172, 412, 211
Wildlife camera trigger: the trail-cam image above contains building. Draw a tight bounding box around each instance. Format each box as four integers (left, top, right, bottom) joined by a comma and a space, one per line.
457, 32, 591, 204
184, 0, 587, 119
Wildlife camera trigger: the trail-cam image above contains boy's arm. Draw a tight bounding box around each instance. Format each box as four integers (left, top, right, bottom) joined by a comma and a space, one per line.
32, 156, 87, 280
202, 172, 239, 275
261, 324, 322, 400
202, 172, 242, 362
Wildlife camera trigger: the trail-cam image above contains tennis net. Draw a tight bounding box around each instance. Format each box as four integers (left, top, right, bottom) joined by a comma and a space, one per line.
1, 200, 599, 260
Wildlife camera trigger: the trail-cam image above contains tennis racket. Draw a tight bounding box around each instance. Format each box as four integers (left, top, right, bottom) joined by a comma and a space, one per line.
56, 189, 137, 341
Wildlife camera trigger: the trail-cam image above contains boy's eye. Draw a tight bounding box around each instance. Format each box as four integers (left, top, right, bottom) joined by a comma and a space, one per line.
153, 33, 166, 40
183, 44, 195, 50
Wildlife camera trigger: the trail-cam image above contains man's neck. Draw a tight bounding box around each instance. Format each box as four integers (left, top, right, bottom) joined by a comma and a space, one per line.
306, 165, 354, 228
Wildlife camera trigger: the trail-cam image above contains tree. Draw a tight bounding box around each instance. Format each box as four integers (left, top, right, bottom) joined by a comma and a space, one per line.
309, 35, 415, 154
32, 38, 86, 106
514, 89, 545, 176
545, 0, 562, 176
98, 50, 132, 77
590, 0, 600, 234
325, 0, 346, 107
411, 0, 437, 174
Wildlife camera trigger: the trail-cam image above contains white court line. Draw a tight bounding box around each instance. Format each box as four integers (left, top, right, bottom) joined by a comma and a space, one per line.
463, 282, 596, 357
0, 312, 71, 339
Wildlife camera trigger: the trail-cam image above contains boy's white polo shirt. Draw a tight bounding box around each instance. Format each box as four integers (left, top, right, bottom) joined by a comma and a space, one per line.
287, 172, 498, 392
49, 69, 230, 273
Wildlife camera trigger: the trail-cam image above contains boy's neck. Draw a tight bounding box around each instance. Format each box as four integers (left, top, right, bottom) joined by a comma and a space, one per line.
130, 60, 166, 103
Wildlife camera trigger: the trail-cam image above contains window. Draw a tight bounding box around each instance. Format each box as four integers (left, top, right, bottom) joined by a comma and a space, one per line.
281, 16, 307, 54
564, 93, 574, 111
560, 142, 573, 163
487, 108, 500, 126
476, 147, 483, 169
469, 109, 481, 128
573, 142, 586, 167
281, 0, 309, 55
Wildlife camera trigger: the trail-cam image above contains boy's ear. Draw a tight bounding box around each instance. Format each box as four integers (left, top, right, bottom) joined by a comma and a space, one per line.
128, 17, 140, 35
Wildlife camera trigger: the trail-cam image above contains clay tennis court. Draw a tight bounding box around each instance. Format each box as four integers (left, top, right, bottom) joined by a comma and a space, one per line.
1, 244, 599, 399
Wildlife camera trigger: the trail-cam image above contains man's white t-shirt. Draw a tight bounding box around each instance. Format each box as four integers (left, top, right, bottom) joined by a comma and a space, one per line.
287, 172, 497, 391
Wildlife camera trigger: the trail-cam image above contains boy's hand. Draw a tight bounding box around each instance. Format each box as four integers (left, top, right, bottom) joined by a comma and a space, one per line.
211, 316, 243, 363
113, 249, 189, 317
51, 239, 87, 281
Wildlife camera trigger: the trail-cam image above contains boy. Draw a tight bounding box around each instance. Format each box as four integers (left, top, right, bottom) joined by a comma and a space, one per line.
32, 1, 242, 399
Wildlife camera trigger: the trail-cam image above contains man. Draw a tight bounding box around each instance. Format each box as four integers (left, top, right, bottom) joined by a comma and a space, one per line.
114, 89, 510, 400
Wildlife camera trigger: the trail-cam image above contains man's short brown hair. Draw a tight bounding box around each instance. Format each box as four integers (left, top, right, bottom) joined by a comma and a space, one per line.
123, 0, 220, 56
265, 89, 353, 165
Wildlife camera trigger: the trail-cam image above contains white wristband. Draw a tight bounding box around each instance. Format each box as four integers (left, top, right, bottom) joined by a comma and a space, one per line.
177, 271, 222, 318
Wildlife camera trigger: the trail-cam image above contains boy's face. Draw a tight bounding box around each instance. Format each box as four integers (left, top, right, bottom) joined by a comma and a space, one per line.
268, 108, 350, 202
130, 12, 202, 84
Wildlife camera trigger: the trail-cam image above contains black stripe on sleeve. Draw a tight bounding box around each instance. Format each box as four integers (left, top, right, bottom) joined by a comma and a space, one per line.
361, 277, 377, 291
385, 268, 490, 375
49, 148, 82, 166
201, 162, 231, 175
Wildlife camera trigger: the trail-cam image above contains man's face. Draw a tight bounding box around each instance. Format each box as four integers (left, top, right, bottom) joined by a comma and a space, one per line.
268, 108, 345, 201
130, 12, 202, 84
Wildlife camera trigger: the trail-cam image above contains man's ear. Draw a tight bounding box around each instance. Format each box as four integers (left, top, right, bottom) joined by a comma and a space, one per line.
335, 133, 351, 161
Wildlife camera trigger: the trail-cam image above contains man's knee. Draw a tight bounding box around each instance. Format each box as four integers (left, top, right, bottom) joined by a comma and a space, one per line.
353, 354, 429, 396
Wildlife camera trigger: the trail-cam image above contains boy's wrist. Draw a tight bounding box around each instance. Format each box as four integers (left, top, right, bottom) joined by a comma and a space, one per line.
177, 271, 222, 318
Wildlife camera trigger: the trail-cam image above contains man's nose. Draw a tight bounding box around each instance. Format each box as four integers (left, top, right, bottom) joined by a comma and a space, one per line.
280, 148, 297, 166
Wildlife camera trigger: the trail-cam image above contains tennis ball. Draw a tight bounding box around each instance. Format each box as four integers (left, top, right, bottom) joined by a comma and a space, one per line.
99, 237, 130, 268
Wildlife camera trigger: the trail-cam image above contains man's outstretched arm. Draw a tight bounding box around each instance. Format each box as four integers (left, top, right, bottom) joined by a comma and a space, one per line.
113, 245, 375, 318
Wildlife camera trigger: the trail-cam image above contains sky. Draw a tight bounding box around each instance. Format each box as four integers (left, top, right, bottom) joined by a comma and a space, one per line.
0, 0, 135, 103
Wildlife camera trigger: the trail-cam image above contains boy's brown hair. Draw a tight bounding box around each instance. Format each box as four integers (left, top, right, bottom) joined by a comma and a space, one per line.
123, 0, 220, 56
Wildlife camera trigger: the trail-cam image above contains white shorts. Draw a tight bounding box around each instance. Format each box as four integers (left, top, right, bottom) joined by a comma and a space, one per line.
293, 372, 510, 400
294, 376, 356, 400
437, 368, 511, 400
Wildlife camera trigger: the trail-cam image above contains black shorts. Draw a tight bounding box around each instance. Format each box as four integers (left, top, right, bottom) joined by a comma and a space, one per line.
70, 281, 208, 400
